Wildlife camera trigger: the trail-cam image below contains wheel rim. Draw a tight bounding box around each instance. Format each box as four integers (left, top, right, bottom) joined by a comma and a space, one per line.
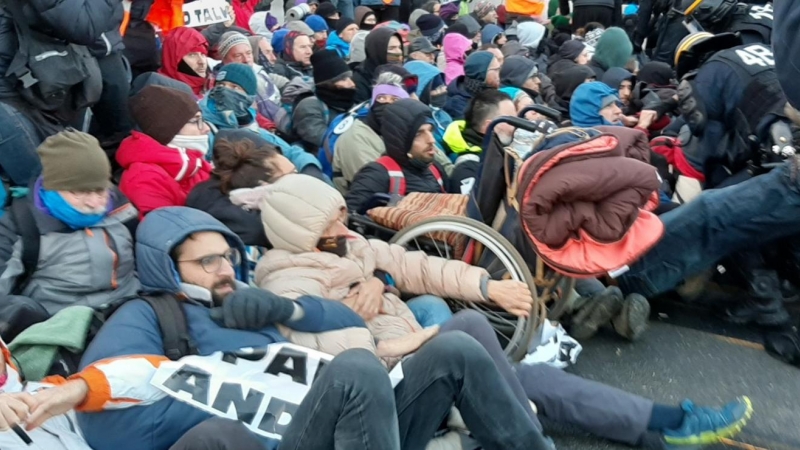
390, 218, 540, 360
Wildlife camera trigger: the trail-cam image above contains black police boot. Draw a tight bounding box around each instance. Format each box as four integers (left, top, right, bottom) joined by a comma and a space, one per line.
724, 270, 791, 326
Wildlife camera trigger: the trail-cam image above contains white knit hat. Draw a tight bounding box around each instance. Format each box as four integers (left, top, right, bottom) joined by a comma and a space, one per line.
259, 174, 346, 253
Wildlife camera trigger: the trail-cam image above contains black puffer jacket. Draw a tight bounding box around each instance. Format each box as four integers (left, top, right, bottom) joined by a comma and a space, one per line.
185, 177, 271, 248
346, 99, 450, 212
0, 0, 123, 97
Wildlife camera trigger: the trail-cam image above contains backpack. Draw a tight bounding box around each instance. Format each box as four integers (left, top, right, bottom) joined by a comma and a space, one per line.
3, 0, 102, 120
376, 156, 445, 197
319, 101, 370, 178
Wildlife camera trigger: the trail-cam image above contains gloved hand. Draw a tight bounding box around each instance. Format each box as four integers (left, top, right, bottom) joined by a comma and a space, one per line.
210, 288, 296, 330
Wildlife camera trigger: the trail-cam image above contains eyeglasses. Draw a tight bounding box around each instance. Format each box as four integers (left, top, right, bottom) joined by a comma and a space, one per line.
187, 117, 205, 130
179, 248, 241, 274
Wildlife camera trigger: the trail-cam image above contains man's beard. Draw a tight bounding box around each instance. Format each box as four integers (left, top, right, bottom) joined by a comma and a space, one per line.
211, 277, 237, 306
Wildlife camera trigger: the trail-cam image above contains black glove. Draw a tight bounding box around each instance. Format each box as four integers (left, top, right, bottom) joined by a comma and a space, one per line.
210, 288, 296, 330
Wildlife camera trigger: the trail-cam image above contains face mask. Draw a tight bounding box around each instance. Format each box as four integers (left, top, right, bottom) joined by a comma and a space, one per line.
317, 235, 348, 257
386, 52, 404, 64
429, 92, 447, 109
169, 134, 210, 156
210, 86, 255, 123
39, 188, 107, 230
370, 102, 390, 125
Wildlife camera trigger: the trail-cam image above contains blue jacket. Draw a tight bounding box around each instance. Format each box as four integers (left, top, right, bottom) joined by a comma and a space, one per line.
443, 77, 472, 120
199, 95, 322, 172
78, 207, 366, 450
569, 81, 621, 127
326, 32, 350, 59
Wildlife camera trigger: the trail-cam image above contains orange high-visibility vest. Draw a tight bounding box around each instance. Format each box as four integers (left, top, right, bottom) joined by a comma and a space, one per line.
505, 0, 546, 17
146, 0, 185, 34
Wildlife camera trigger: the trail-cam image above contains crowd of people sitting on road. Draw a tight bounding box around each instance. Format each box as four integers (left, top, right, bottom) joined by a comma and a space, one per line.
0, 0, 796, 448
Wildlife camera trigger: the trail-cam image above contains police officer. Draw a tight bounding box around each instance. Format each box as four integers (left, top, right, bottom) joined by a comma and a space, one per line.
673, 31, 792, 326
648, 0, 772, 66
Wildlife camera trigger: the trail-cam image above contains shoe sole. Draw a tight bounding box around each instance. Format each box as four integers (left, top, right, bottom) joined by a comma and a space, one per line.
614, 294, 650, 341
570, 290, 623, 340
664, 396, 753, 446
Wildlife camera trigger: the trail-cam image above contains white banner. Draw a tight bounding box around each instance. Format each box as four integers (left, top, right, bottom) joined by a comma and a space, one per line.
183, 0, 231, 28
150, 343, 403, 440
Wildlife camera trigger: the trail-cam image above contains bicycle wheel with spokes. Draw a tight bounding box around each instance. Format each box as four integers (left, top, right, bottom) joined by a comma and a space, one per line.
389, 216, 545, 362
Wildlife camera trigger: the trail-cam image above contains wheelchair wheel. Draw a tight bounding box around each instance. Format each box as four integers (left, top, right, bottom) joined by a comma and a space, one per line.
389, 216, 544, 362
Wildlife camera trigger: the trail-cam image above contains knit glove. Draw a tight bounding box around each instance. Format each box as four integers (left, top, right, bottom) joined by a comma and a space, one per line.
211, 288, 295, 330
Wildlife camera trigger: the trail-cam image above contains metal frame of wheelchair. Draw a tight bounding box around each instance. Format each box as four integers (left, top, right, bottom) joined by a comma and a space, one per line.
348, 107, 580, 363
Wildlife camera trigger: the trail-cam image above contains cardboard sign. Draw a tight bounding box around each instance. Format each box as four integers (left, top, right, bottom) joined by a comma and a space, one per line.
183, 0, 231, 28
150, 343, 403, 440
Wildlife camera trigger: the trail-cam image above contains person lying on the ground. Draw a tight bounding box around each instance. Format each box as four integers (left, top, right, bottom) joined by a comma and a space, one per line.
0, 130, 140, 341
255, 174, 534, 366
346, 99, 457, 212
70, 206, 559, 450
119, 85, 213, 219
186, 130, 301, 249
199, 62, 324, 177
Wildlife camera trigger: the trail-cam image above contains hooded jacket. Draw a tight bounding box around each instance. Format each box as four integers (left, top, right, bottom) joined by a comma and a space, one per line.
570, 81, 620, 127
547, 40, 586, 78
601, 67, 633, 91
443, 33, 473, 85
588, 27, 633, 79
272, 32, 315, 80
554, 65, 596, 112
326, 31, 351, 59
0, 185, 140, 316
158, 27, 209, 97
346, 100, 449, 211
117, 132, 213, 218
77, 207, 365, 450
352, 28, 403, 103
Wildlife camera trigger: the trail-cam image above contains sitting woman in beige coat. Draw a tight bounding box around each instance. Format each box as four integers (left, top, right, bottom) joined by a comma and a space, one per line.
255, 174, 534, 366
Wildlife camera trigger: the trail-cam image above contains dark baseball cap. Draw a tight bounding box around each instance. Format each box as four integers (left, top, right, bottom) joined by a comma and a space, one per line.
409, 37, 437, 54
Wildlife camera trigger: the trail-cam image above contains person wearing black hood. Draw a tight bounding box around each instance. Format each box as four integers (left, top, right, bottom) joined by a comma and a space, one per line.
500, 56, 543, 103
553, 64, 596, 117
637, 61, 676, 88
346, 99, 451, 212
547, 40, 589, 78
352, 28, 405, 103
316, 1, 341, 29
293, 50, 357, 152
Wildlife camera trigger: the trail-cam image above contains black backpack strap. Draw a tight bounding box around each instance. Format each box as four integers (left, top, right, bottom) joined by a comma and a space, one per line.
142, 294, 198, 361
9, 199, 40, 295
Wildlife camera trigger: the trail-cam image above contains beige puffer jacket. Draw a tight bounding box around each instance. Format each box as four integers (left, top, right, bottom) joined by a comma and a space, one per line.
256, 174, 491, 366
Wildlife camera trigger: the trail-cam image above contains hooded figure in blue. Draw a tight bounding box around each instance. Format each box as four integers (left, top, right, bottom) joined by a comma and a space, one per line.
405, 60, 454, 149
569, 81, 624, 127
78, 207, 366, 450
199, 63, 323, 176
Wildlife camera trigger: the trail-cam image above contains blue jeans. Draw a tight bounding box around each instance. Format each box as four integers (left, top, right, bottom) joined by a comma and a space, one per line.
619, 160, 800, 298
406, 295, 453, 327
0, 101, 42, 185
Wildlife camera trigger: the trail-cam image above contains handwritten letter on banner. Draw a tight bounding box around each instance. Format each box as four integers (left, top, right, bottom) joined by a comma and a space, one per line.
183, 0, 231, 28
150, 343, 404, 440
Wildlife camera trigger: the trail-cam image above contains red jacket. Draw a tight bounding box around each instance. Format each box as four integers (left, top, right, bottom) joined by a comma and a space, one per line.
233, 0, 259, 31
159, 27, 208, 97
117, 131, 212, 218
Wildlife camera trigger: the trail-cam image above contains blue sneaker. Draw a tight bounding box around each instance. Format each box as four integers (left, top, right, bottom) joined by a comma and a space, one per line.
663, 397, 753, 446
